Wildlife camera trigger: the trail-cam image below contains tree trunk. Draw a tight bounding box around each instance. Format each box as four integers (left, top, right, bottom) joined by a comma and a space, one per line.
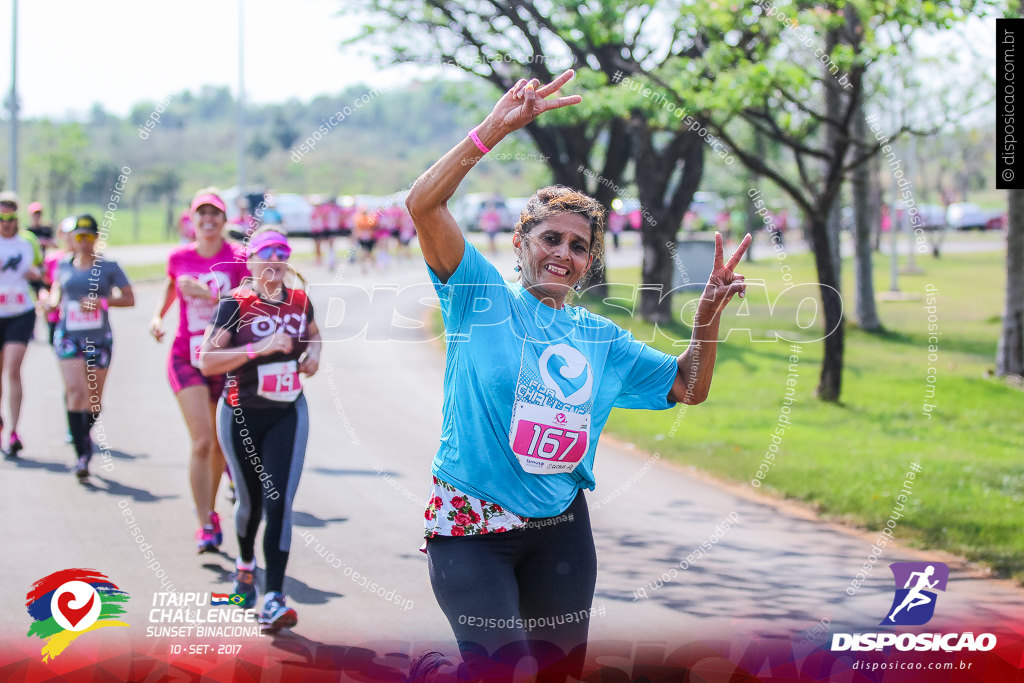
586, 118, 632, 298
823, 25, 843, 282
807, 213, 845, 400
629, 114, 705, 322
827, 196, 842, 280
639, 209, 679, 322
744, 129, 768, 263
997, 188, 1024, 376
852, 104, 882, 331
526, 121, 630, 299
871, 152, 883, 252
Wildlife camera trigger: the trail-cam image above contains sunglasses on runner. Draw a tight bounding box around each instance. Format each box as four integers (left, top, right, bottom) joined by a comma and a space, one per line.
0, 213, 16, 222
254, 245, 291, 260
74, 232, 98, 243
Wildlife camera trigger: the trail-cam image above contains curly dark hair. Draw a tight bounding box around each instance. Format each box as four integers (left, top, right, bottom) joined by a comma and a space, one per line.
513, 186, 606, 286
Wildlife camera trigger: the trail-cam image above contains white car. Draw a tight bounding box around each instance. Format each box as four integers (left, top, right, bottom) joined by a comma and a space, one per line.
268, 193, 313, 234
946, 202, 987, 231
917, 204, 947, 231
454, 193, 514, 232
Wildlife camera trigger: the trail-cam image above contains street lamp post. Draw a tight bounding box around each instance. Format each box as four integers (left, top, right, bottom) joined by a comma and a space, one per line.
237, 0, 246, 192
7, 0, 19, 192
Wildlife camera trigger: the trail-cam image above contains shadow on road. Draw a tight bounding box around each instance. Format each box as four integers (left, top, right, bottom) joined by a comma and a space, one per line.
86, 474, 179, 503
197, 562, 345, 607
291, 510, 349, 528
308, 467, 392, 477
286, 574, 345, 605
249, 635, 412, 680
103, 448, 141, 461
8, 455, 71, 474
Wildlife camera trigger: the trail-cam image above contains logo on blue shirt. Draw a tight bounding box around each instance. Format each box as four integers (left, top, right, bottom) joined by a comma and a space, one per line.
538, 344, 592, 406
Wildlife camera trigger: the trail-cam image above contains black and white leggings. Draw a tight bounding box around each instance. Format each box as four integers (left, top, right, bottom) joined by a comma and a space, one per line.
216, 395, 308, 594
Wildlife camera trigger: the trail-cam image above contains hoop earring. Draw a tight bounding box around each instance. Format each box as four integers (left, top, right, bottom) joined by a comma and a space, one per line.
514, 261, 521, 272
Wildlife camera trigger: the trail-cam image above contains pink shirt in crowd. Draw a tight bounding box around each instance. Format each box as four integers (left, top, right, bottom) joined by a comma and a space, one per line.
167, 241, 250, 365
44, 250, 67, 324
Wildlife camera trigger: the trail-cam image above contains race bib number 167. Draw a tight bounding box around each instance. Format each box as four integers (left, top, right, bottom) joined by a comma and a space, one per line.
509, 401, 589, 475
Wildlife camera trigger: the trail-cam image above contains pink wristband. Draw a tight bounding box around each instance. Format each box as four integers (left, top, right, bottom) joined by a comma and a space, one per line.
246, 343, 256, 360
468, 127, 491, 154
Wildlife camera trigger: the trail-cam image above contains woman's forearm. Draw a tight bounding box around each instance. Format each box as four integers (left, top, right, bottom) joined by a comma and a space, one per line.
152, 279, 175, 320
109, 287, 134, 308
304, 331, 322, 361
199, 344, 253, 377
406, 117, 508, 218
675, 300, 725, 404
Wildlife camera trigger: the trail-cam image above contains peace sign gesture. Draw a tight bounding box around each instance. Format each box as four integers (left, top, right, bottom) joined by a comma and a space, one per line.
488, 69, 583, 134
701, 232, 751, 313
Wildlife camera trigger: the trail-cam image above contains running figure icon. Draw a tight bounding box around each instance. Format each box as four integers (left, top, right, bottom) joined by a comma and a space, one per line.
887, 565, 939, 622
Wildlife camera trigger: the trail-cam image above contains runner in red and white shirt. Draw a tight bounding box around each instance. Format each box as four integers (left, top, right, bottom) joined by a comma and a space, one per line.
150, 191, 250, 553
199, 227, 321, 632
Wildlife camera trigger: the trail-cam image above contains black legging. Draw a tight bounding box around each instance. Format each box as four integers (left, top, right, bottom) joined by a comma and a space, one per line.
216, 395, 308, 594
426, 489, 597, 681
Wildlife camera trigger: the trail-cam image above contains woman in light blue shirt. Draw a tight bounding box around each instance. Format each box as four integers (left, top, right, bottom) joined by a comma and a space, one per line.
405, 69, 750, 682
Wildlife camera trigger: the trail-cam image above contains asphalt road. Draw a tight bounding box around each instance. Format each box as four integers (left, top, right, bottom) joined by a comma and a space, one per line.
2, 237, 1020, 675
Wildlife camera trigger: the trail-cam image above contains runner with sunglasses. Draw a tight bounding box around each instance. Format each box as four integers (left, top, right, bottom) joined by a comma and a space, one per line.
200, 228, 321, 632
47, 215, 135, 478
0, 193, 43, 458
151, 192, 250, 552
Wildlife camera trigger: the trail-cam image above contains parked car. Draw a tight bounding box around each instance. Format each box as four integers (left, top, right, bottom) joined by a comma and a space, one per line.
454, 193, 514, 232
261, 193, 311, 234
689, 191, 724, 230
946, 202, 988, 231
617, 198, 643, 230
986, 211, 1008, 231
505, 197, 530, 229
917, 204, 947, 231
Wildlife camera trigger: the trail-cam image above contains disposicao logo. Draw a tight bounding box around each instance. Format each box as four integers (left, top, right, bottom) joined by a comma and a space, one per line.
831, 561, 997, 653
25, 569, 130, 661
881, 562, 948, 626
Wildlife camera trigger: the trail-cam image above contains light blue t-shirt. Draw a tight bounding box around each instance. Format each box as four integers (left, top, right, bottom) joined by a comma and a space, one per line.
428, 239, 678, 518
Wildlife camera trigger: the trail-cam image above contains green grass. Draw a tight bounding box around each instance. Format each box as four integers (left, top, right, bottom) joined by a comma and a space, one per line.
121, 262, 169, 283
61, 202, 178, 246
577, 248, 1023, 580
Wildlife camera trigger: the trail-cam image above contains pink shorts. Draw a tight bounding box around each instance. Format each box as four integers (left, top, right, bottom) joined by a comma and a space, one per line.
168, 353, 225, 402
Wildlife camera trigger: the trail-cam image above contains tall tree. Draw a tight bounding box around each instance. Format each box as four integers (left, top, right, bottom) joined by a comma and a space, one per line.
141, 166, 183, 239
998, 189, 1024, 377
651, 0, 994, 400
851, 99, 881, 331
1000, 0, 1024, 379
347, 0, 714, 313
26, 121, 90, 221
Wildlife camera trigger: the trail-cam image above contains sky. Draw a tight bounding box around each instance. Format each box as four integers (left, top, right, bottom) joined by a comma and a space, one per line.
0, 0, 1002, 121
0, 0, 434, 119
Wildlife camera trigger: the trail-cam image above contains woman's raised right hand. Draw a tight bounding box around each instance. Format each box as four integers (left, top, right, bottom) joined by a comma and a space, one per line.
485, 69, 583, 136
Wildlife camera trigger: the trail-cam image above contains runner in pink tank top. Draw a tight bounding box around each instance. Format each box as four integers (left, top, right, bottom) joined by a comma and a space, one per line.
150, 191, 250, 554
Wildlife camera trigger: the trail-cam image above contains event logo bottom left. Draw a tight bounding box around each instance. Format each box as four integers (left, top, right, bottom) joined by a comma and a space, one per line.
25, 568, 130, 662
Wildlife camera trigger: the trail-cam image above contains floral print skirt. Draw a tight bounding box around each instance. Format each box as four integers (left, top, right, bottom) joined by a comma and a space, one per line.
421, 476, 528, 552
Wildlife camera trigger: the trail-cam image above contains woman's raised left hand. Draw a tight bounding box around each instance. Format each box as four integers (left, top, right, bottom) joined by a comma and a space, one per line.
700, 232, 751, 313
